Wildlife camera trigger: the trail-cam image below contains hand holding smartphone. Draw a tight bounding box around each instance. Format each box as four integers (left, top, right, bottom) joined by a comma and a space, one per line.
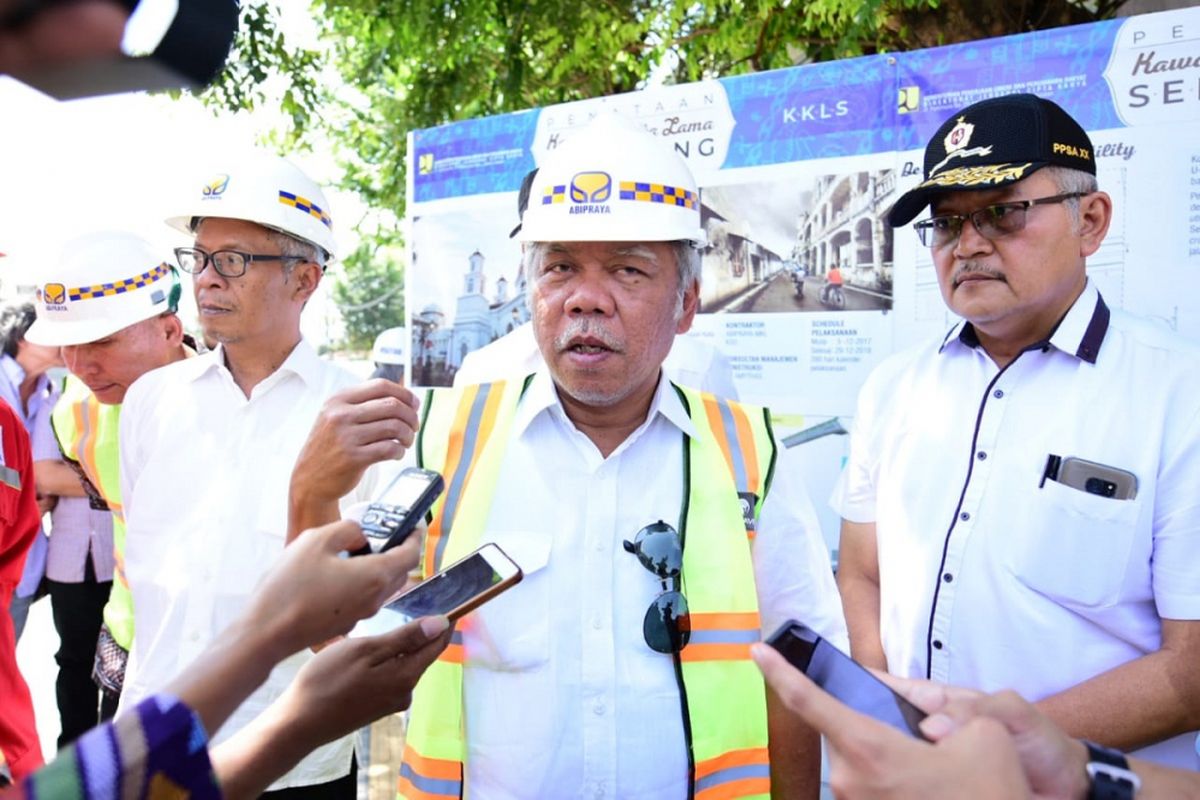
351, 543, 523, 637
765, 620, 928, 739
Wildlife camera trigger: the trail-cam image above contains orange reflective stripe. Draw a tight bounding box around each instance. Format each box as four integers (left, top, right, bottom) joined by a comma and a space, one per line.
439, 630, 465, 664
690, 612, 759, 631
702, 394, 735, 485
400, 745, 462, 781
70, 399, 86, 463
399, 745, 462, 799
680, 643, 753, 661
82, 397, 100, 486
424, 384, 481, 576
695, 747, 770, 799
112, 551, 129, 589
727, 402, 761, 497
424, 382, 509, 575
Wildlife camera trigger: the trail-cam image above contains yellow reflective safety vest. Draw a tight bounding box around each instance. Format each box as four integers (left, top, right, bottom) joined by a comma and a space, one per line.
400, 378, 777, 800
50, 376, 133, 649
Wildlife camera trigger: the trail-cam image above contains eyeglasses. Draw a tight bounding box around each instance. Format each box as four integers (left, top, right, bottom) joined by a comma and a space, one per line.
173, 247, 305, 278
913, 192, 1086, 248
623, 520, 690, 654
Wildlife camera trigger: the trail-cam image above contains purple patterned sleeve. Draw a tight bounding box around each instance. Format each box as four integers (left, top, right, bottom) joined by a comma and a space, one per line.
19, 694, 220, 800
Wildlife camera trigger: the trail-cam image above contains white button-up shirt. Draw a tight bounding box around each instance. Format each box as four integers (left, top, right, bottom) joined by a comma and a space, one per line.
118, 340, 391, 789
833, 281, 1200, 769
454, 370, 846, 799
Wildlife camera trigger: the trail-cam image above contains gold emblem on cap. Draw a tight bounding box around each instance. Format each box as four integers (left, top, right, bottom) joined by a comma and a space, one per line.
921, 163, 1032, 188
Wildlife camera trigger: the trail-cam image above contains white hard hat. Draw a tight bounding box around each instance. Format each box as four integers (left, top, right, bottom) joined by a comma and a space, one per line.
165, 153, 338, 260
26, 232, 180, 347
371, 326, 408, 365
518, 114, 706, 247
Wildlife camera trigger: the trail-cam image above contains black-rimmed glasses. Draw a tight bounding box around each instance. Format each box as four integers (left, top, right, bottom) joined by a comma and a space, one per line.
623, 520, 690, 654
913, 192, 1086, 248
174, 247, 305, 278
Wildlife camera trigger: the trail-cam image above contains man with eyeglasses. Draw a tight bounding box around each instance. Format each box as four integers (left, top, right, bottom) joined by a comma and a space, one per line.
115, 154, 411, 800
834, 93, 1200, 773
289, 114, 848, 799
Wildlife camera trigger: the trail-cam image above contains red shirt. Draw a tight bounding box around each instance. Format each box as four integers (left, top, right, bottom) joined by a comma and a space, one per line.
0, 399, 44, 779
828, 267, 844, 286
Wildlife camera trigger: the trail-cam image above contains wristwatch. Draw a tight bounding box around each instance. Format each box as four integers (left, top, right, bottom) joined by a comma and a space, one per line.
1083, 740, 1140, 800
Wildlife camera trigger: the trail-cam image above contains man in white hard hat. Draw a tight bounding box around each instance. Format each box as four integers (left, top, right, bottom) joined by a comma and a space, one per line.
291, 115, 845, 798
117, 154, 413, 799
454, 168, 739, 396
25, 231, 194, 726
369, 325, 407, 384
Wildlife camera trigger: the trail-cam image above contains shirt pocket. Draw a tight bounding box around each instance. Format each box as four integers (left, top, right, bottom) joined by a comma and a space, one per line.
463, 529, 552, 671
1005, 477, 1141, 609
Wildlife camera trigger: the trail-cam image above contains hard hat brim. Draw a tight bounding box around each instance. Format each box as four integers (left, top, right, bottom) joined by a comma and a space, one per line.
26, 313, 153, 347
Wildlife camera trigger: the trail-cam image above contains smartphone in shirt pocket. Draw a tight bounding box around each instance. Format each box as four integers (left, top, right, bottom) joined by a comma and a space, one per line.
1057, 457, 1137, 500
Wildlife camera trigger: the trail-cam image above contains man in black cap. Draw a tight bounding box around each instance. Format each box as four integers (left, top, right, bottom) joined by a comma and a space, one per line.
833, 93, 1200, 771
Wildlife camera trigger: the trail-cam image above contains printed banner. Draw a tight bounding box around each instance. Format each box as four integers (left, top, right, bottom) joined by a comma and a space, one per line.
405, 7, 1200, 546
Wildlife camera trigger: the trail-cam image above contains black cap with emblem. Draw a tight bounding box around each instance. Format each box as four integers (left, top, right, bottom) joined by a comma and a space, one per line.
887, 93, 1096, 228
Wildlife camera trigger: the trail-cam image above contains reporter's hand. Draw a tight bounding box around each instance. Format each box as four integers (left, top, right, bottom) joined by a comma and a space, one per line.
751, 643, 1031, 800
212, 616, 452, 800
290, 380, 420, 511
879, 675, 1089, 800
283, 615, 452, 748
245, 519, 421, 658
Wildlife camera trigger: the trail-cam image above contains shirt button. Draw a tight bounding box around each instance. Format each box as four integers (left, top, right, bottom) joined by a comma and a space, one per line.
943, 573, 953, 583
976, 451, 987, 461
933, 640, 944, 650
993, 389, 1004, 399
959, 511, 970, 521
593, 702, 605, 716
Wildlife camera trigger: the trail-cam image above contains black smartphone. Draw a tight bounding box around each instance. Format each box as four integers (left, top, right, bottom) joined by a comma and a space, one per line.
765, 620, 928, 739
351, 543, 523, 636
353, 467, 445, 555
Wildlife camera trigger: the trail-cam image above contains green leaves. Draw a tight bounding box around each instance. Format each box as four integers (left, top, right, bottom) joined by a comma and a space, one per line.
199, 0, 1118, 351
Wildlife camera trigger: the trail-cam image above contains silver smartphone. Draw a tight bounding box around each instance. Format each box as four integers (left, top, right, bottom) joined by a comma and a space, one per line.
350, 543, 523, 636
1057, 457, 1137, 500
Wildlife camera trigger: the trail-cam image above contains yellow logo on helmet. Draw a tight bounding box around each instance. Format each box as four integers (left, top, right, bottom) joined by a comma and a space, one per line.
570, 172, 612, 204
203, 174, 230, 198
43, 283, 66, 306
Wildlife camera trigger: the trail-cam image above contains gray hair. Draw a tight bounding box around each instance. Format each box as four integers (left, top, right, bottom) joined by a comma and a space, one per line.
265, 229, 327, 275
1041, 166, 1099, 228
522, 240, 702, 316
0, 303, 35, 359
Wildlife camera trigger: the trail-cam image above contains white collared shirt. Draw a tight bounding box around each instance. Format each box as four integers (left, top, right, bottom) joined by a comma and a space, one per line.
833, 281, 1200, 769
454, 370, 846, 799
118, 340, 392, 789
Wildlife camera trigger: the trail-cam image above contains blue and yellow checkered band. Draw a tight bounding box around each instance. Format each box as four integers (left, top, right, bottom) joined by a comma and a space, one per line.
278, 190, 333, 229
618, 181, 697, 209
541, 185, 567, 205
67, 262, 171, 302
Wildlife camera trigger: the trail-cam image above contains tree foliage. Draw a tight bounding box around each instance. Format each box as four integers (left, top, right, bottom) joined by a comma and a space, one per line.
202, 0, 1124, 347
330, 242, 405, 351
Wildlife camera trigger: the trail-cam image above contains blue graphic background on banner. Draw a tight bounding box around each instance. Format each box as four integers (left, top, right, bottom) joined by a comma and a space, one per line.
892, 19, 1125, 151
410, 18, 1129, 201
720, 53, 895, 168
412, 109, 539, 203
